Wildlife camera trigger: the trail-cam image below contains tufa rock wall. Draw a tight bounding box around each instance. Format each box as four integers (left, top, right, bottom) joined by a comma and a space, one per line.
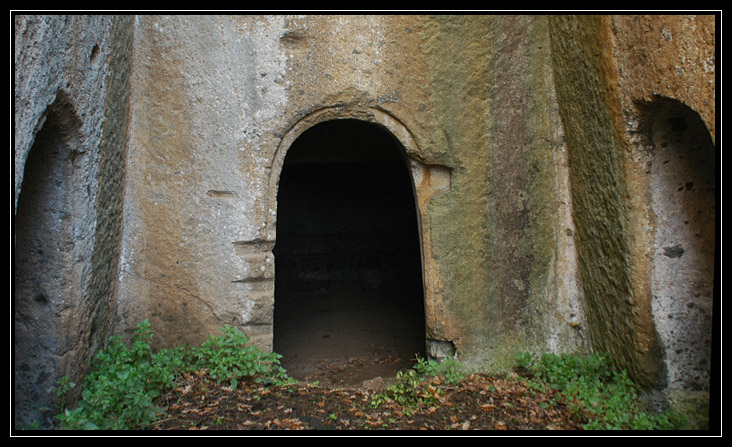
549, 15, 715, 428
13, 15, 134, 428
115, 14, 587, 368
13, 14, 716, 429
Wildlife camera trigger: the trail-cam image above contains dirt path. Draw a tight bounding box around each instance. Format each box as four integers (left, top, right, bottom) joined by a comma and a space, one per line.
153, 281, 591, 431
274, 280, 425, 388
153, 368, 589, 431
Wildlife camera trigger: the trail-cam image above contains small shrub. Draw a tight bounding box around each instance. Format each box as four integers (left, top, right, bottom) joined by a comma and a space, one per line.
513, 352, 686, 430
190, 325, 291, 389
371, 368, 427, 408
56, 320, 183, 430
371, 357, 466, 408
55, 321, 292, 430
414, 357, 466, 385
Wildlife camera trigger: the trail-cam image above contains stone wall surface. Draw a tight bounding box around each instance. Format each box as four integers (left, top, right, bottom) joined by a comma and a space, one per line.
418, 15, 587, 369
13, 13, 716, 430
13, 14, 134, 429
116, 14, 586, 368
548, 15, 716, 427
609, 15, 716, 427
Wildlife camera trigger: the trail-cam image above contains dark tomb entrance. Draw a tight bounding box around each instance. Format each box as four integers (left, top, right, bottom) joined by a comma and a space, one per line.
14, 102, 84, 428
273, 119, 426, 386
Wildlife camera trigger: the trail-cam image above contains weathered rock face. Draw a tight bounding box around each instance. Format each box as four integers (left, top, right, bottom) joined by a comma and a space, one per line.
13, 14, 716, 430
549, 15, 715, 427
114, 14, 587, 367
418, 15, 589, 369
13, 15, 134, 428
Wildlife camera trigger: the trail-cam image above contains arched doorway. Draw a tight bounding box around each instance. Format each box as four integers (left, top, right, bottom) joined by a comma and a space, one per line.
273, 119, 425, 386
642, 97, 715, 396
14, 104, 81, 427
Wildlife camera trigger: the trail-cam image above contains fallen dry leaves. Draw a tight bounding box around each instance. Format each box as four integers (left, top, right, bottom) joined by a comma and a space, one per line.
151, 370, 589, 432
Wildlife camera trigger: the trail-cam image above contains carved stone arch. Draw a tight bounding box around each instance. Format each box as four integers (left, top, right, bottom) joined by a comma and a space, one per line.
268, 107, 434, 381
636, 96, 715, 411
266, 106, 424, 243
14, 90, 89, 426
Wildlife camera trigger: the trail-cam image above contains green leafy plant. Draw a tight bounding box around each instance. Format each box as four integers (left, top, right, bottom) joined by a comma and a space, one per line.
190, 325, 291, 389
371, 368, 427, 408
56, 320, 183, 430
371, 357, 466, 408
55, 321, 292, 430
514, 352, 686, 430
52, 375, 76, 414
414, 357, 466, 385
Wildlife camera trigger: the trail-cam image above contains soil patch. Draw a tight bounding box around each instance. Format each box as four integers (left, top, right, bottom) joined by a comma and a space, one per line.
153, 280, 590, 431
274, 280, 426, 388
152, 369, 589, 431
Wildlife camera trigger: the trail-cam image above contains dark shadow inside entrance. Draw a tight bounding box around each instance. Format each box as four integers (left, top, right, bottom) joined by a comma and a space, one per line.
15, 109, 76, 427
274, 119, 426, 386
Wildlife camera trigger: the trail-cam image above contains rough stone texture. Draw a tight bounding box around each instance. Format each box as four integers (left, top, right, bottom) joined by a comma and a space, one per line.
549, 15, 716, 428
550, 14, 652, 385
13, 15, 134, 428
14, 14, 716, 430
610, 15, 716, 141
115, 15, 585, 369
611, 16, 716, 428
642, 98, 715, 428
419, 16, 587, 370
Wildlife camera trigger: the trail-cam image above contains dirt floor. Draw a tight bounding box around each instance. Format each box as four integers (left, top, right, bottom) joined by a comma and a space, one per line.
152, 367, 588, 432
151, 281, 591, 432
272, 280, 425, 388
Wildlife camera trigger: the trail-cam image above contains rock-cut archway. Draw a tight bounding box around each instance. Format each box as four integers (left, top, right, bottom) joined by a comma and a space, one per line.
273, 119, 426, 386
640, 97, 715, 398
14, 96, 88, 428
